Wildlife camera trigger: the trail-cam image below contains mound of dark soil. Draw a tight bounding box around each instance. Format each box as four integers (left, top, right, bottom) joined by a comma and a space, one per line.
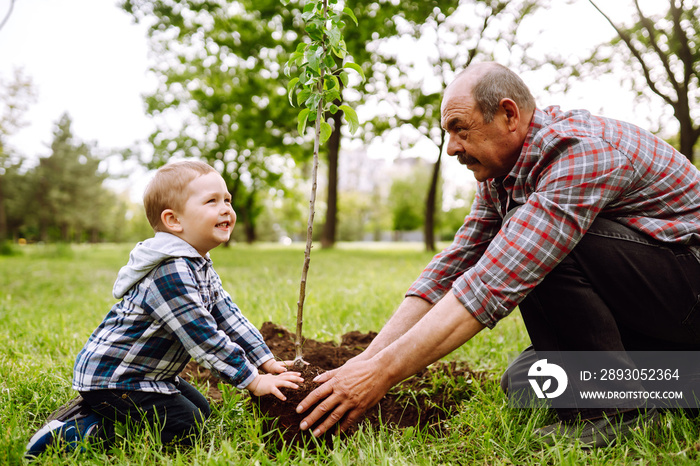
180, 322, 479, 446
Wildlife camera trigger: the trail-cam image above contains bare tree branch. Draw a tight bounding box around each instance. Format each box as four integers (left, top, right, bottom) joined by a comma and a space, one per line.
588, 0, 677, 109
669, 0, 694, 90
0, 0, 15, 33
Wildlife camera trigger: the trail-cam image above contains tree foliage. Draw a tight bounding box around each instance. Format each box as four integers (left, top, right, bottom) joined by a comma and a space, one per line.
121, 0, 312, 243
0, 69, 35, 242
389, 167, 431, 233
1, 114, 130, 244
121, 0, 495, 247
571, 0, 699, 162
32, 115, 111, 242
283, 0, 363, 364
360, 0, 544, 250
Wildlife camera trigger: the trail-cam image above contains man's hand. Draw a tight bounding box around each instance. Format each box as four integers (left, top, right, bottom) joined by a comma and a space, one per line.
295, 357, 392, 437
295, 293, 485, 437
246, 372, 303, 400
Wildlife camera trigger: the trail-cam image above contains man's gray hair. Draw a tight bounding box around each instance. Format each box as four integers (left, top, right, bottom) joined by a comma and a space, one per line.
470, 65, 536, 123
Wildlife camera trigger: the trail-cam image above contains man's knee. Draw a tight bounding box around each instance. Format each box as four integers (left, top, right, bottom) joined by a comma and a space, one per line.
501, 345, 537, 395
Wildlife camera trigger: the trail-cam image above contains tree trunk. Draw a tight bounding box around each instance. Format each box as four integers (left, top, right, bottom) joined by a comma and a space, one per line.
424, 130, 446, 252
61, 223, 70, 242
321, 110, 342, 249
676, 110, 697, 163
243, 192, 257, 244
0, 176, 7, 242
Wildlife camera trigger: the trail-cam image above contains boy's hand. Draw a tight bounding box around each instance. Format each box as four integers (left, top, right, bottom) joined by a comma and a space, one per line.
260, 359, 297, 374
246, 372, 303, 400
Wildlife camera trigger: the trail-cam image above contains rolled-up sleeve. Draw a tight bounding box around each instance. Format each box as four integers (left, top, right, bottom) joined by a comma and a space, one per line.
407, 187, 501, 304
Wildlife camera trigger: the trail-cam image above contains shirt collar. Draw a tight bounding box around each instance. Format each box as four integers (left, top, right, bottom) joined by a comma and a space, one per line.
153, 232, 212, 270
492, 107, 552, 196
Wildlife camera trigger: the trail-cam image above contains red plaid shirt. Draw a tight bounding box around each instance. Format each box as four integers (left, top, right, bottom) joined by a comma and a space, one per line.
407, 106, 700, 328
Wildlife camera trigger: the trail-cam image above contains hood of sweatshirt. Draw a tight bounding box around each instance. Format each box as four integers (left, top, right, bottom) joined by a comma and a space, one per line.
112, 232, 206, 299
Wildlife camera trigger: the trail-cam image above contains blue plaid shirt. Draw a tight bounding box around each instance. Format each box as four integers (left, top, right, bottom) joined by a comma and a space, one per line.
73, 234, 273, 394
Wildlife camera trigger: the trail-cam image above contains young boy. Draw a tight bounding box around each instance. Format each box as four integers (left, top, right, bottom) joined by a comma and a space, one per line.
26, 160, 302, 458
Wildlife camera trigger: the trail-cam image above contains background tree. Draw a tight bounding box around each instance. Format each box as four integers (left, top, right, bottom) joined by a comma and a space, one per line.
388, 161, 433, 240
360, 0, 544, 251
121, 0, 309, 243
0, 69, 35, 243
573, 0, 699, 162
313, 1, 444, 249
283, 0, 363, 364
31, 114, 110, 242
122, 0, 480, 248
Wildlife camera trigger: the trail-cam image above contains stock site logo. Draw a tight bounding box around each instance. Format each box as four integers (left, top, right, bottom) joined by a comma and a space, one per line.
528, 359, 568, 399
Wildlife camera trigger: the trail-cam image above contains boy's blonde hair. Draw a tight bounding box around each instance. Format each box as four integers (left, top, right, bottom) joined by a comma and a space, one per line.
144, 160, 218, 232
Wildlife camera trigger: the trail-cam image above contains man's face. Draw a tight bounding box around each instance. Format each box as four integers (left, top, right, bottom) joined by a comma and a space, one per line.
441, 89, 521, 182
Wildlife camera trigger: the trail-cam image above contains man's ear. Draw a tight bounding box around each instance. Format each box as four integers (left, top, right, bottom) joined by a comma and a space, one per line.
500, 98, 520, 132
161, 209, 183, 233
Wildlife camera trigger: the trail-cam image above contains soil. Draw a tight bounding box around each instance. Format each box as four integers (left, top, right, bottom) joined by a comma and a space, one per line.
179, 322, 480, 447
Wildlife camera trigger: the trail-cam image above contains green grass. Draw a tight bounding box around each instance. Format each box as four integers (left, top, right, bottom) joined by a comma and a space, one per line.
2, 242, 699, 464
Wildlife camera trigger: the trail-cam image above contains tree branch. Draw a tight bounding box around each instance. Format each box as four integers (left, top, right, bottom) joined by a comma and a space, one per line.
632, 0, 682, 101
588, 0, 677, 109
669, 0, 694, 90
0, 0, 15, 33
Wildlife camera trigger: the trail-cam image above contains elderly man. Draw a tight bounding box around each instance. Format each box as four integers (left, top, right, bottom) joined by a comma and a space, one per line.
297, 62, 700, 447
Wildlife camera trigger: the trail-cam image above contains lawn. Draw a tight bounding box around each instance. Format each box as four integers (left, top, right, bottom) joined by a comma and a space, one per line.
1, 243, 698, 465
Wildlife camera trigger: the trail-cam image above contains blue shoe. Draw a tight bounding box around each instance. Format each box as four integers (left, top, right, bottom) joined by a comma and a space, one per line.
25, 412, 102, 459
64, 412, 102, 451
25, 419, 66, 459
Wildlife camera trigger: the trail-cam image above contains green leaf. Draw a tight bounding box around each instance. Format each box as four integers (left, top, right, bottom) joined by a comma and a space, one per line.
297, 88, 312, 107
287, 77, 299, 106
320, 121, 332, 143
327, 27, 341, 49
343, 62, 365, 82
343, 6, 358, 26
339, 71, 349, 87
307, 48, 321, 73
331, 45, 347, 60
297, 108, 310, 136
340, 104, 359, 134
323, 89, 341, 105
325, 74, 339, 90
305, 93, 321, 111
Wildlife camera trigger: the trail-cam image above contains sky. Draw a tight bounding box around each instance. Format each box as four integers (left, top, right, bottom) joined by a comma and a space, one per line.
0, 0, 155, 197
0, 0, 668, 201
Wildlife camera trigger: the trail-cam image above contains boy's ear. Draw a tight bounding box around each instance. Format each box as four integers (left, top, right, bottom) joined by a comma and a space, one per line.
161, 209, 183, 233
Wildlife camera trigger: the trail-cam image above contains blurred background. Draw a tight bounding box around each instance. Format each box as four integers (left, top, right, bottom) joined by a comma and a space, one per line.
0, 0, 695, 249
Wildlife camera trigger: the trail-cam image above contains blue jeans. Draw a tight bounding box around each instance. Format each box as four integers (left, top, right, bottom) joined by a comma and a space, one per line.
80, 378, 211, 446
502, 216, 700, 420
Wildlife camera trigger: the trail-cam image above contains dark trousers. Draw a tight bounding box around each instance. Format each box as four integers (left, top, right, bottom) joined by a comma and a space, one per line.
81, 378, 211, 446
502, 216, 700, 421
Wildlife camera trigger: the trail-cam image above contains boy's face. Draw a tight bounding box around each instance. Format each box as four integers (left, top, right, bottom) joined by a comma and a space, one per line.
173, 172, 236, 256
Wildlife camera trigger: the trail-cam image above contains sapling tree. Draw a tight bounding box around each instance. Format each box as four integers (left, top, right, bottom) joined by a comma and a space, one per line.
283, 0, 363, 369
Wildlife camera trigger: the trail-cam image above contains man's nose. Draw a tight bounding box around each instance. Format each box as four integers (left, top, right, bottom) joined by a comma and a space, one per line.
445, 135, 461, 156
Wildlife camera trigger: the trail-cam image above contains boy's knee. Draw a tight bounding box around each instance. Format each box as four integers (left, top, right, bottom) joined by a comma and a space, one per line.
194, 404, 211, 424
